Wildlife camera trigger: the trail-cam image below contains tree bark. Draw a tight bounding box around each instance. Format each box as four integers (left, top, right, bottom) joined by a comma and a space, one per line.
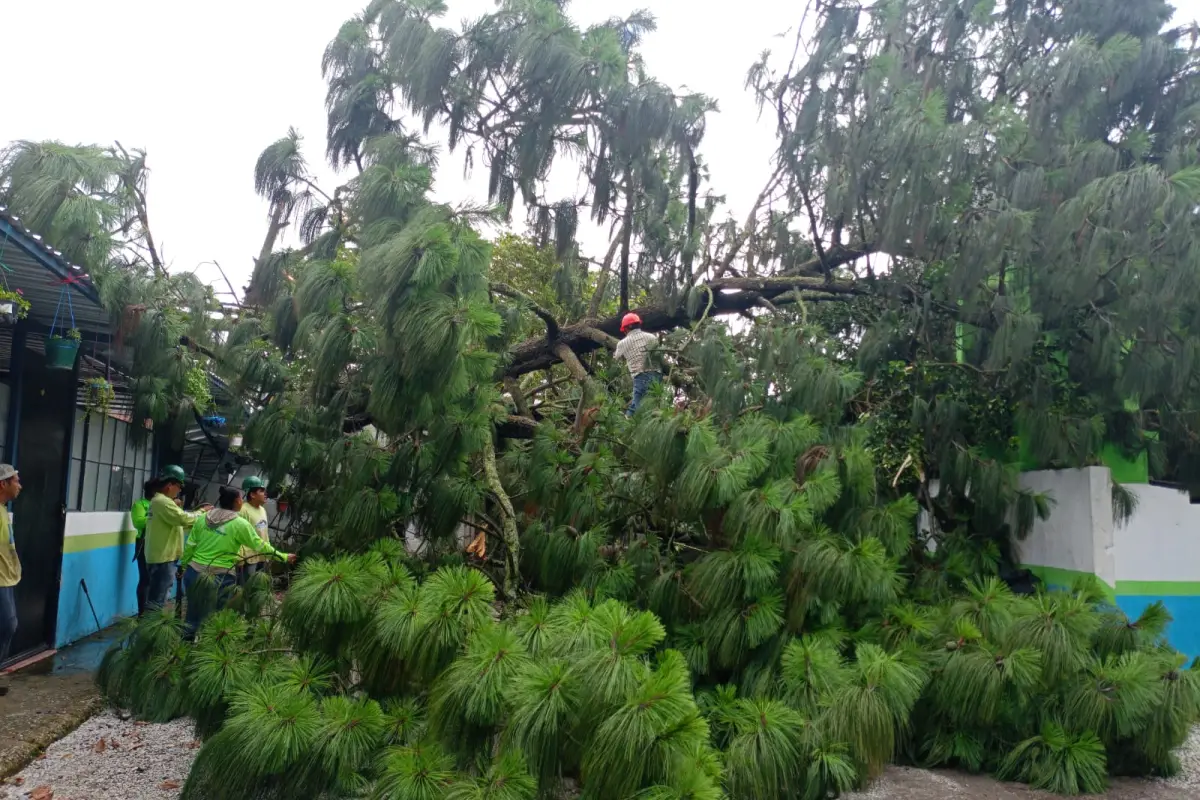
618, 171, 635, 314
588, 235, 623, 318
503, 248, 871, 379
247, 200, 289, 306
482, 434, 521, 597
504, 376, 531, 418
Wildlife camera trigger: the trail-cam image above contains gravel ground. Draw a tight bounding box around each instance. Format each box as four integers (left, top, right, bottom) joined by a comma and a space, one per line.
1161, 725, 1200, 792
1, 713, 1197, 799
843, 727, 1200, 800
0, 713, 194, 800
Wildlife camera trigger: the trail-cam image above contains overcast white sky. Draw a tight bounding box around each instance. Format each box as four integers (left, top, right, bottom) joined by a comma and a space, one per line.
3, 0, 1197, 298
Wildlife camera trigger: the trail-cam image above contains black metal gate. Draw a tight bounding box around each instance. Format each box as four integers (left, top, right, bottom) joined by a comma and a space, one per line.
8, 341, 74, 658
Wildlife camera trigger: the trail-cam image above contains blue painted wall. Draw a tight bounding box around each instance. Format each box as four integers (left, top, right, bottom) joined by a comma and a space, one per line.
1116, 594, 1200, 663
56, 543, 139, 647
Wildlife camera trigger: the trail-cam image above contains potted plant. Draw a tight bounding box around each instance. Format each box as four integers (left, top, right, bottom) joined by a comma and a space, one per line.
0, 289, 29, 326
84, 378, 115, 417
46, 328, 81, 370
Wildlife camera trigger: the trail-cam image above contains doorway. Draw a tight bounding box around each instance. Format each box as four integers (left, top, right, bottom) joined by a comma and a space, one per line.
8, 349, 74, 659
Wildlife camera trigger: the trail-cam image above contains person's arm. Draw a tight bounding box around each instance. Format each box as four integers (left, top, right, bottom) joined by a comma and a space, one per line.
130, 500, 148, 537
613, 338, 627, 362
180, 518, 203, 568
155, 496, 198, 529
231, 518, 291, 562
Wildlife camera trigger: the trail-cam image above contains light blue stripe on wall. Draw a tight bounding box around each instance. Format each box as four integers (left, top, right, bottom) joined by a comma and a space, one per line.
56, 543, 178, 648
1116, 595, 1200, 662
57, 543, 139, 646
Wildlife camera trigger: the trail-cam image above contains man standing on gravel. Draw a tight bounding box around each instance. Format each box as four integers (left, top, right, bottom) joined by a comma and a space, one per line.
0, 464, 23, 694
145, 465, 203, 609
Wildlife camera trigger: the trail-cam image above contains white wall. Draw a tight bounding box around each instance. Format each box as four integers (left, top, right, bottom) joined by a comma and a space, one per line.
64, 510, 133, 538
1115, 484, 1200, 584
1016, 468, 1116, 589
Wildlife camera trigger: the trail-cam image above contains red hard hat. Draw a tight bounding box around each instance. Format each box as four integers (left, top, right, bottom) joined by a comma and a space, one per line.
620, 312, 642, 332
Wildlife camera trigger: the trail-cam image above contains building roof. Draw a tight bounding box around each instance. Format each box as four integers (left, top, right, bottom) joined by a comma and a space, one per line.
0, 206, 110, 335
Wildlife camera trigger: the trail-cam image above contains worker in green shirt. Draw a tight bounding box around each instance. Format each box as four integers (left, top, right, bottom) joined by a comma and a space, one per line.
130, 477, 161, 616
237, 476, 271, 585
145, 465, 205, 609
180, 486, 294, 635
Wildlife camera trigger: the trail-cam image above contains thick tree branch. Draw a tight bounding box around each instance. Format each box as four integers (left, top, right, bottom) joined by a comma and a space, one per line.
587, 235, 623, 318
490, 282, 560, 341
504, 376, 532, 418
503, 245, 875, 378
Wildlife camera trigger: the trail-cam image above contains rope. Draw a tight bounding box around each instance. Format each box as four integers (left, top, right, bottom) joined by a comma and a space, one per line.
0, 228, 13, 284
51, 282, 77, 337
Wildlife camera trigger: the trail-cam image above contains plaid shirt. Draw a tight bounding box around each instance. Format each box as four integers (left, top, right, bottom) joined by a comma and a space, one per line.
613, 329, 658, 377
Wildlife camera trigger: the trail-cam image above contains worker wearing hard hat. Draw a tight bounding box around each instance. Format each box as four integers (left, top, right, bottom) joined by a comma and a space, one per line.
180, 486, 295, 635
237, 476, 272, 585
613, 313, 662, 416
144, 465, 206, 609
129, 477, 162, 616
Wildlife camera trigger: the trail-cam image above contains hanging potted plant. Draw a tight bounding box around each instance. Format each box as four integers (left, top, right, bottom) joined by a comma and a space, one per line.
47, 283, 81, 369
46, 327, 81, 370
84, 378, 115, 417
0, 289, 29, 326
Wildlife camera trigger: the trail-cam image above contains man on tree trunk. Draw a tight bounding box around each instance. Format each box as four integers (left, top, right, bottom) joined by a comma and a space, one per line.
613, 313, 661, 416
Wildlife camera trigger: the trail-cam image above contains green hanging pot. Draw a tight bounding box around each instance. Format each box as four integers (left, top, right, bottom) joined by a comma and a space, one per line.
45, 336, 80, 370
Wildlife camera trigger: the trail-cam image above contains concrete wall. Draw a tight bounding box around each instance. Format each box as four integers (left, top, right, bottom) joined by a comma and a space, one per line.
1114, 483, 1200, 659
1016, 468, 1116, 596
1016, 469, 1200, 658
56, 511, 138, 647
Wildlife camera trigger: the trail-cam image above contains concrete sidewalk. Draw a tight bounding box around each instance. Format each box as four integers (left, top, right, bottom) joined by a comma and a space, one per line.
0, 631, 113, 778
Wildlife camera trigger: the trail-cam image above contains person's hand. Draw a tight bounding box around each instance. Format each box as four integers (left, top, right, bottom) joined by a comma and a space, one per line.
286, 553, 298, 564
197, 503, 213, 512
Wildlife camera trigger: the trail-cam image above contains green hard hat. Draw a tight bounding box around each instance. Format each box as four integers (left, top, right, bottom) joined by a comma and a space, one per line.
242, 475, 267, 492
159, 464, 186, 483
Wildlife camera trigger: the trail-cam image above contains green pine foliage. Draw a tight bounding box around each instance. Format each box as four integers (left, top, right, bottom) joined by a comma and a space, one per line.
97, 327, 1200, 796
37, 0, 1200, 796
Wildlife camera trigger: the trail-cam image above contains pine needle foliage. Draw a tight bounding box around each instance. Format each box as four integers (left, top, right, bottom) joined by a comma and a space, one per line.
61, 1, 1200, 798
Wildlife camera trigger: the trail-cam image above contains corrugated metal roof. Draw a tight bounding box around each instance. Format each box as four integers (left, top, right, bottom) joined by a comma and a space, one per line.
0, 206, 109, 334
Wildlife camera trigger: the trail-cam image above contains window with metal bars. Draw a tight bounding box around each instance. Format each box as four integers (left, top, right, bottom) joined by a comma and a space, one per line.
66, 409, 154, 512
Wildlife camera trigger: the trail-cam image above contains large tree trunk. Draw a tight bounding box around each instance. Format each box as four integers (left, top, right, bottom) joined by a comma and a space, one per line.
246, 200, 289, 306
503, 253, 870, 379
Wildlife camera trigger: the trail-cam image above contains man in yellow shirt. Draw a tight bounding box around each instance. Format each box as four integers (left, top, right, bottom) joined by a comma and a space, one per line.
144, 465, 206, 609
237, 476, 271, 585
129, 478, 160, 617
0, 464, 23, 694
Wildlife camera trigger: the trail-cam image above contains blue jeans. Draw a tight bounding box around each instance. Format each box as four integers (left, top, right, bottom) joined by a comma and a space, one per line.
182, 567, 237, 637
146, 561, 177, 608
627, 371, 662, 416
0, 586, 16, 664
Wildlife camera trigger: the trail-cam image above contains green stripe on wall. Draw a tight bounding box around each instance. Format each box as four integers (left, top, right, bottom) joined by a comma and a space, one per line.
62, 530, 136, 554
1116, 580, 1200, 597
1022, 565, 1200, 598
1023, 565, 1116, 604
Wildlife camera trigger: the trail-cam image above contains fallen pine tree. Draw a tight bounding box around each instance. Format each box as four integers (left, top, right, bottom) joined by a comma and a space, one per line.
96, 334, 1200, 797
